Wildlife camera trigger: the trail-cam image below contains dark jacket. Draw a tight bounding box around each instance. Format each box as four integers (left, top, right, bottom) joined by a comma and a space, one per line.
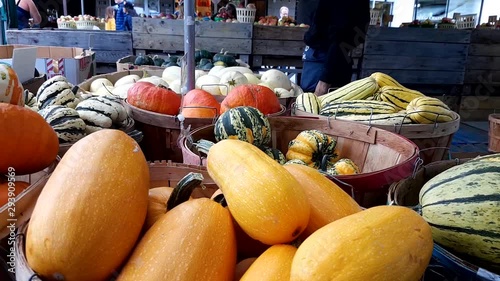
115, 2, 126, 31
124, 9, 138, 31
304, 0, 370, 85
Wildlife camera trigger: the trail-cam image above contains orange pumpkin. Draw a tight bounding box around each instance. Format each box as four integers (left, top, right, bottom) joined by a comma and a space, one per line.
0, 103, 59, 175
0, 176, 30, 206
221, 84, 281, 115
0, 63, 24, 106
181, 89, 221, 118
127, 81, 181, 115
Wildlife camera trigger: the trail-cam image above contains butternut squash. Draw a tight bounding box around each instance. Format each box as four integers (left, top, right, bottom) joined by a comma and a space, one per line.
290, 205, 433, 281
207, 139, 310, 245
26, 129, 150, 281
283, 164, 362, 237
240, 244, 297, 281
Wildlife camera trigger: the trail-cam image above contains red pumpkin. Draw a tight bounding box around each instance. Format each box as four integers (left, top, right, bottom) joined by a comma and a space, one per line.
0, 62, 24, 106
221, 85, 281, 115
127, 81, 181, 115
181, 89, 221, 118
0, 103, 59, 175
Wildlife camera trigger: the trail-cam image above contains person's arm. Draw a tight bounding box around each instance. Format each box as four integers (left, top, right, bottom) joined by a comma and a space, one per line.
27, 0, 42, 24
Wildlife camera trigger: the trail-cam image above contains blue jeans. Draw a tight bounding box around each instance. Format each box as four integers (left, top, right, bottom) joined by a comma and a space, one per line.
300, 46, 327, 93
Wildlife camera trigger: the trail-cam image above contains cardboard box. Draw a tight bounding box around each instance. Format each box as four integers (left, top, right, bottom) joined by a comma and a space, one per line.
0, 45, 96, 85
116, 55, 166, 72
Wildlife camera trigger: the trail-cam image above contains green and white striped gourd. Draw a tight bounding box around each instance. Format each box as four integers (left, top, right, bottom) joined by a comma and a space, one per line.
38, 105, 86, 143
214, 106, 271, 147
295, 92, 321, 114
320, 100, 398, 117
75, 96, 129, 134
419, 153, 500, 268
36, 75, 79, 109
259, 146, 286, 164
333, 112, 413, 125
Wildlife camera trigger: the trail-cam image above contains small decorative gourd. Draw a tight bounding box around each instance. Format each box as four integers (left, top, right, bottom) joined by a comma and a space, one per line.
286, 130, 339, 169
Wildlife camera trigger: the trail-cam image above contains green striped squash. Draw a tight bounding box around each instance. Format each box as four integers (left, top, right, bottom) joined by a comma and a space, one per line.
214, 106, 271, 147
320, 100, 398, 117
259, 146, 286, 164
37, 75, 78, 109
295, 92, 321, 114
419, 154, 500, 268
38, 105, 86, 143
286, 130, 339, 169
75, 96, 129, 134
334, 112, 413, 125
318, 77, 379, 106
375, 86, 425, 111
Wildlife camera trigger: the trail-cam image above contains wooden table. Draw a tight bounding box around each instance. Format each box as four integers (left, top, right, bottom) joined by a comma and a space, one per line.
6, 29, 133, 73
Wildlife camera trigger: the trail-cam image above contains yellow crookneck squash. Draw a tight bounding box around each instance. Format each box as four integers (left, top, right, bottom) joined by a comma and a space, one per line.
207, 139, 311, 245
26, 129, 150, 281
240, 244, 297, 281
283, 163, 362, 238
117, 172, 237, 281
290, 205, 434, 281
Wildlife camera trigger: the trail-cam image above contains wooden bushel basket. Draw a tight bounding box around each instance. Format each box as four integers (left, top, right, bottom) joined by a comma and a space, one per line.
489, 113, 500, 153
387, 158, 500, 280
292, 106, 460, 164
180, 116, 420, 207
14, 161, 219, 281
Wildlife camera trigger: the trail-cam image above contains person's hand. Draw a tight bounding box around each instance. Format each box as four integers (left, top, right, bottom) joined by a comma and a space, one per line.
314, 80, 332, 96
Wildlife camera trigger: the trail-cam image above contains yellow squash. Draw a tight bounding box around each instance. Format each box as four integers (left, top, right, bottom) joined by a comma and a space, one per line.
207, 139, 310, 245
26, 129, 150, 281
290, 205, 433, 281
240, 244, 297, 281
283, 164, 362, 237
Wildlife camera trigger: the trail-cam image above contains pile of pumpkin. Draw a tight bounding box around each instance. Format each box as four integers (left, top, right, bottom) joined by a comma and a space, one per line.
22, 127, 436, 281
194, 106, 361, 177
295, 72, 458, 126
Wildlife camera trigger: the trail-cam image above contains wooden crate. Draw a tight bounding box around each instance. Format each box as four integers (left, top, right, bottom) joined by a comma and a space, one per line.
6, 29, 132, 65
132, 18, 253, 55
459, 96, 500, 121
361, 27, 470, 88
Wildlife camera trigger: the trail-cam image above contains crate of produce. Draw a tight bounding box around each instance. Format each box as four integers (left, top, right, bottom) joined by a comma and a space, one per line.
387, 156, 500, 279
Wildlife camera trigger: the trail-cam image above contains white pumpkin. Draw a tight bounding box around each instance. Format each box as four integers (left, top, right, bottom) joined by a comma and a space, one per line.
195, 75, 222, 96
195, 69, 208, 80
274, 88, 294, 98
258, 82, 273, 90
219, 71, 248, 96
94, 85, 115, 97
90, 78, 113, 93
169, 79, 181, 94
138, 76, 169, 88
260, 69, 292, 91
111, 83, 135, 99
291, 83, 304, 97
162, 66, 181, 83
243, 73, 261, 85
114, 74, 140, 87
217, 66, 253, 78
208, 65, 226, 77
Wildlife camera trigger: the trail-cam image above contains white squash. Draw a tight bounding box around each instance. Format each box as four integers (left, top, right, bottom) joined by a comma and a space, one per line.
195, 69, 208, 81
94, 85, 115, 97
114, 75, 140, 87
138, 76, 169, 88
162, 66, 181, 83
208, 65, 226, 77
258, 82, 273, 90
291, 82, 304, 97
90, 78, 113, 93
219, 71, 248, 96
195, 75, 222, 96
169, 79, 181, 94
243, 73, 261, 85
274, 87, 294, 98
260, 69, 292, 91
111, 83, 135, 99
217, 66, 253, 78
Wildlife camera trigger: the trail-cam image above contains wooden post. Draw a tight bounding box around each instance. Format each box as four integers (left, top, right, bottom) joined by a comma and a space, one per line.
81, 0, 85, 15
184, 0, 196, 92
63, 0, 68, 16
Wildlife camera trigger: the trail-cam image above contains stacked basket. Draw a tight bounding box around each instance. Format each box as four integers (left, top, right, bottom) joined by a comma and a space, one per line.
236, 7, 256, 23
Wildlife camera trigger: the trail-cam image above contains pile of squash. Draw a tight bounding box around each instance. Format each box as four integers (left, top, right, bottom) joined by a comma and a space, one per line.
195, 106, 362, 177
295, 72, 457, 126
24, 128, 434, 281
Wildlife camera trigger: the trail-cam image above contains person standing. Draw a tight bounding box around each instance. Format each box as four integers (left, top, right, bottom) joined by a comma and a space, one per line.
105, 6, 116, 30
301, 0, 370, 96
123, 1, 138, 31
15, 0, 41, 29
115, 0, 126, 31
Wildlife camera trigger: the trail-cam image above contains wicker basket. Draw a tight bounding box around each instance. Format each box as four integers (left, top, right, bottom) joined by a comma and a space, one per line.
57, 21, 76, 29
14, 161, 218, 281
236, 8, 256, 23
76, 20, 98, 30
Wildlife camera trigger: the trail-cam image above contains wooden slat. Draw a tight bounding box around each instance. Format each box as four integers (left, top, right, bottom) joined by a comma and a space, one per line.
252, 39, 305, 56
6, 29, 132, 64
364, 41, 469, 57
133, 33, 252, 54
459, 109, 497, 121
253, 25, 307, 40
468, 44, 500, 56
470, 29, 500, 44
464, 70, 500, 85
366, 27, 471, 43
132, 18, 252, 39
360, 69, 464, 85
362, 56, 465, 71
465, 56, 500, 70
460, 96, 500, 110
